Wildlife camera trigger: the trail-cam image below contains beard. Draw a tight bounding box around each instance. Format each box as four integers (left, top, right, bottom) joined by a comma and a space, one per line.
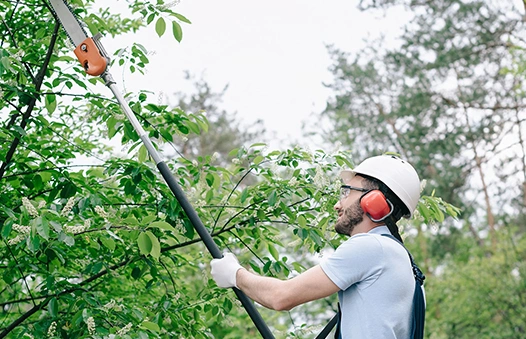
335, 200, 364, 236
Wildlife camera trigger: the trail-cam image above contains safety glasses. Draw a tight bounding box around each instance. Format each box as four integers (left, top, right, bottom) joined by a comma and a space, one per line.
340, 185, 370, 201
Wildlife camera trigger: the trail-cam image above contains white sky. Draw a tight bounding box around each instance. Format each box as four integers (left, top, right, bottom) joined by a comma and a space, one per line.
106, 1, 411, 148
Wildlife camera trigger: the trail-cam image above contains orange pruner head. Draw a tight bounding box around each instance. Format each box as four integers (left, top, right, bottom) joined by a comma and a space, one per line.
73, 37, 108, 76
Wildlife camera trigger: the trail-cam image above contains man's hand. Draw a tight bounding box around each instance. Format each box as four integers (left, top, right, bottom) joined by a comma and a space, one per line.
210, 252, 244, 288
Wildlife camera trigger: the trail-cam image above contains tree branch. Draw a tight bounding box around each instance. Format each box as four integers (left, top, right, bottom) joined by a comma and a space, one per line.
0, 299, 47, 338
3, 241, 36, 307
2, 164, 107, 179
0, 21, 60, 181
0, 18, 36, 84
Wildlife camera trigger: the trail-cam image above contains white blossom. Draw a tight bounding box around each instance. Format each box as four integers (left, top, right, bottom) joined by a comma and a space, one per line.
13, 223, 31, 234
95, 206, 109, 218
47, 321, 57, 337
64, 225, 86, 234
175, 221, 185, 233
288, 238, 302, 248
60, 197, 76, 216
12, 50, 23, 62
103, 299, 116, 311
211, 152, 220, 162
293, 325, 324, 336
232, 158, 241, 165
194, 199, 205, 208
192, 160, 198, 167
116, 322, 133, 336
8, 235, 25, 245
38, 200, 46, 209
86, 317, 96, 335
420, 179, 427, 193
22, 197, 38, 217
313, 165, 329, 189
331, 141, 342, 154
288, 177, 298, 186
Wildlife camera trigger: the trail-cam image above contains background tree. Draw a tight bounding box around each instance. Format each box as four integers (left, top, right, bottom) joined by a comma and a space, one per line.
315, 0, 526, 337
166, 72, 266, 164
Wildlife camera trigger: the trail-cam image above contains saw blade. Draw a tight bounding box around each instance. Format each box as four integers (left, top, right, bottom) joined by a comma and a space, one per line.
48, 0, 88, 46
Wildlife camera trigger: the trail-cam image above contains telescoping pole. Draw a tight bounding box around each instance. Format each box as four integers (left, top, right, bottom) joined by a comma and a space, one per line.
100, 72, 275, 339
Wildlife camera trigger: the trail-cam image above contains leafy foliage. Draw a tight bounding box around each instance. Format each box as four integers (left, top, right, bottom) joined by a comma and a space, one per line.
0, 1, 458, 338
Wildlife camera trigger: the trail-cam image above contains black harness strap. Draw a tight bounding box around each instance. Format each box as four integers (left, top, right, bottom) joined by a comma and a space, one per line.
382, 234, 426, 339
315, 310, 339, 339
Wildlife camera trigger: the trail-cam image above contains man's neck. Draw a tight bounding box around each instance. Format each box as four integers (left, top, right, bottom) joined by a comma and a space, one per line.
350, 220, 385, 236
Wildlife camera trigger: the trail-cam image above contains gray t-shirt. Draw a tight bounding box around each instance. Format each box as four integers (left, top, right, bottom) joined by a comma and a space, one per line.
320, 226, 415, 338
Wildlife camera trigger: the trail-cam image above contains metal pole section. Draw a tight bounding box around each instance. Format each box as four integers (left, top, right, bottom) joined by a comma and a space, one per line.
101, 73, 275, 339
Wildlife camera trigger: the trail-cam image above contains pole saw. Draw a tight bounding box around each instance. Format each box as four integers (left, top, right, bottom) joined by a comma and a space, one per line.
46, 0, 274, 337
47, 1, 340, 337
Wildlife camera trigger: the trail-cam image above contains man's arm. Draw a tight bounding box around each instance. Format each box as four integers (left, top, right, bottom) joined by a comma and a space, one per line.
236, 265, 340, 311
210, 253, 340, 311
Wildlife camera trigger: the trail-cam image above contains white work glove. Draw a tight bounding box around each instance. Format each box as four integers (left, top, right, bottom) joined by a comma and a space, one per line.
210, 252, 243, 288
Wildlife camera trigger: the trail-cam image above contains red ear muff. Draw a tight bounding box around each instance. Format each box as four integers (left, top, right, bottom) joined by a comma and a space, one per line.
360, 190, 393, 222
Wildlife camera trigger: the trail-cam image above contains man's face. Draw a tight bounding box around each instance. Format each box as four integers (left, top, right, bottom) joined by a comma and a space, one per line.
334, 175, 367, 236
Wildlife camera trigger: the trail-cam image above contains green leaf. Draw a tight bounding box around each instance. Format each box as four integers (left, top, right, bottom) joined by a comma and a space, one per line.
28, 235, 40, 252
1, 205, 16, 219
268, 243, 279, 261
100, 236, 116, 251
59, 232, 75, 246
138, 144, 148, 163
297, 215, 307, 228
253, 155, 264, 165
146, 231, 161, 259
148, 221, 176, 232
48, 297, 58, 318
186, 120, 200, 134
1, 220, 13, 238
36, 216, 49, 240
146, 13, 155, 25
228, 148, 239, 157
205, 173, 215, 187
268, 190, 278, 206
45, 94, 57, 114
60, 182, 77, 199
131, 266, 142, 279
141, 320, 160, 332
417, 203, 431, 222
155, 17, 166, 37
205, 189, 214, 203
172, 21, 182, 42
173, 13, 192, 24
240, 187, 249, 203
138, 232, 152, 255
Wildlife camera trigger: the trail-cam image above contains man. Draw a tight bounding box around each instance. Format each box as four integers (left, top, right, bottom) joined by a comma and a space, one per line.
210, 155, 424, 338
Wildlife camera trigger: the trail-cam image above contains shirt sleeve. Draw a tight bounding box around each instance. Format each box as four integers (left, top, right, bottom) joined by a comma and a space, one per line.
319, 234, 385, 290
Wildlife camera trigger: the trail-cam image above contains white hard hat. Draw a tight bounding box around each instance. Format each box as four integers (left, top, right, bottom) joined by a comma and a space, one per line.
340, 155, 421, 218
